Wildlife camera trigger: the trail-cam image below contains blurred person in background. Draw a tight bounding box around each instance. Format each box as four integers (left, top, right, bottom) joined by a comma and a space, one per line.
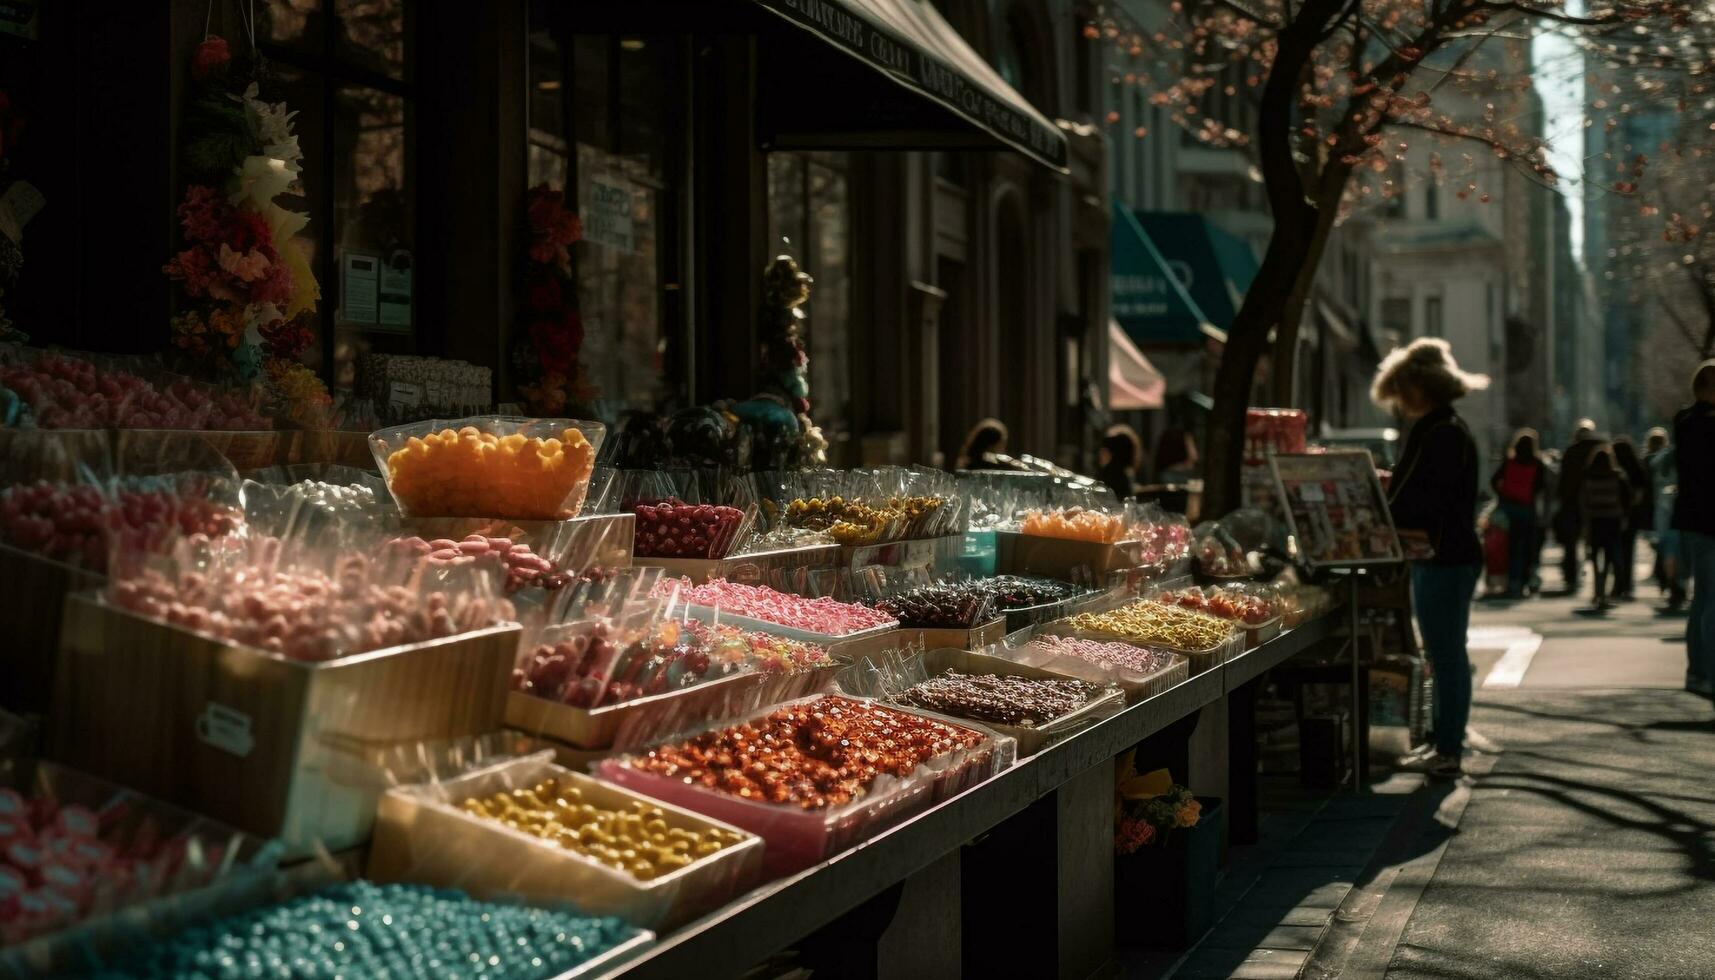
1644, 427, 1672, 593
1611, 436, 1651, 600
1579, 445, 1630, 614
1154, 426, 1199, 483
1673, 361, 1715, 697
1490, 428, 1548, 598
1095, 424, 1146, 502
1555, 419, 1602, 595
1650, 439, 1686, 614
1373, 338, 1487, 778
957, 418, 1030, 472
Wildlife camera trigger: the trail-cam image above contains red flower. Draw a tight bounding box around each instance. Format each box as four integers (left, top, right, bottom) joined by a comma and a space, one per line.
228, 209, 276, 253
178, 185, 227, 241
191, 37, 232, 82
528, 276, 563, 313
249, 261, 295, 306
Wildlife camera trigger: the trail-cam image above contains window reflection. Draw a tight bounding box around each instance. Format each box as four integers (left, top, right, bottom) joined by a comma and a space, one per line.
335, 0, 407, 79
526, 27, 686, 421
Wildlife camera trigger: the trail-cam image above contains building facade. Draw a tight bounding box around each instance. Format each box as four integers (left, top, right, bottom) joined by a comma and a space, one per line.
5, 0, 1110, 473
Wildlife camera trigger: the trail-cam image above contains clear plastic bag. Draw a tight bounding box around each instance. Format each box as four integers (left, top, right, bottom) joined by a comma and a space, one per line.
597, 693, 1013, 875
0, 762, 281, 973
994, 633, 1190, 705
369, 416, 605, 520
369, 752, 763, 929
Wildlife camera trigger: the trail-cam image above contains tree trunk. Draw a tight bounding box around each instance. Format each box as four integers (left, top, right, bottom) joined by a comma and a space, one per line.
1201, 0, 1348, 519
1267, 201, 1343, 408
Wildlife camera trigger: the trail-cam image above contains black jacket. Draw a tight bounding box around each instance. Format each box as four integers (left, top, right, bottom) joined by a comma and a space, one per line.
1388, 406, 1482, 566
1673, 401, 1715, 535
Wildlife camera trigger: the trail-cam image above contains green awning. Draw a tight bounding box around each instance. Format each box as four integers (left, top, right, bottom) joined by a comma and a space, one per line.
1112, 208, 1260, 346
1111, 205, 1216, 346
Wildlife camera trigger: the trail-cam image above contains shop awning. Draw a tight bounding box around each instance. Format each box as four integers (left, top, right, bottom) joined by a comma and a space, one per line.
1108, 319, 1166, 410
750, 0, 1068, 170
1112, 208, 1263, 348
1110, 205, 1220, 346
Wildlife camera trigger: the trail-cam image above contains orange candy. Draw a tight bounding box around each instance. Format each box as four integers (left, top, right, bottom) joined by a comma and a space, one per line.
1021, 507, 1128, 544
385, 425, 596, 519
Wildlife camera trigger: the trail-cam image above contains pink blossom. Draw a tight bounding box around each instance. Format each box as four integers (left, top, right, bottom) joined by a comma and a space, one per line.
218, 244, 272, 282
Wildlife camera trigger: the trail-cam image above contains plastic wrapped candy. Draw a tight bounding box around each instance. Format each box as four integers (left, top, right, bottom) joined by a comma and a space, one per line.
370, 416, 604, 520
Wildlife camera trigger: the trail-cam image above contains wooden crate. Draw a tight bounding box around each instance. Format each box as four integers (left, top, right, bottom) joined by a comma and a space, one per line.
0, 545, 104, 715
50, 594, 518, 852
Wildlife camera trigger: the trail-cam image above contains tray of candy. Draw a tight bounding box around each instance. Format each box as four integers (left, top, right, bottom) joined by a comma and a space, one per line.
1000, 636, 1192, 705
369, 753, 763, 930
889, 648, 1126, 757
597, 695, 1012, 876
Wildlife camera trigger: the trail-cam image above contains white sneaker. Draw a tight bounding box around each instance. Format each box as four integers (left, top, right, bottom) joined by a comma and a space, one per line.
1464, 727, 1504, 755
1397, 751, 1463, 778
1396, 744, 1437, 766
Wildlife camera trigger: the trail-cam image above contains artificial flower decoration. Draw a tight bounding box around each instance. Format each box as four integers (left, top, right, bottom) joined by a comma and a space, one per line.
166, 34, 326, 421
512, 183, 593, 415
190, 36, 231, 81
1113, 752, 1202, 855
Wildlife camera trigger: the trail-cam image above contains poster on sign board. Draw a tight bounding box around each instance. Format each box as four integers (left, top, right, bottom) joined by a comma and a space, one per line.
1267, 451, 1403, 569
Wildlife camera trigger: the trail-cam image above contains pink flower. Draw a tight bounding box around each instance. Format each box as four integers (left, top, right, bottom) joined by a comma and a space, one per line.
191, 37, 232, 82
218, 244, 272, 283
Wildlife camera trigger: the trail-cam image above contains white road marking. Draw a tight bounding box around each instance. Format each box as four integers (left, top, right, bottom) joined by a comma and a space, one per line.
1482, 633, 1543, 688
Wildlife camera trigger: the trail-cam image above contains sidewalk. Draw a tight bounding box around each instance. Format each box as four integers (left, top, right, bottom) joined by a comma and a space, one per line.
1153, 551, 1715, 979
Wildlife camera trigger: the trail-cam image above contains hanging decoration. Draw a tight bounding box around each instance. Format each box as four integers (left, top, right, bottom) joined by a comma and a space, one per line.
512, 184, 592, 416
163, 15, 327, 426
733, 252, 827, 469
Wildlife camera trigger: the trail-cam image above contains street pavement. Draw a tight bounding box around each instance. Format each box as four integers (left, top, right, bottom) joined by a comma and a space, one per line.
1158, 548, 1715, 980
1374, 556, 1715, 980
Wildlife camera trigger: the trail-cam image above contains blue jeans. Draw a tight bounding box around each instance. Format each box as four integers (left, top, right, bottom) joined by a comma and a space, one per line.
1499, 501, 1536, 593
1686, 531, 1715, 684
1413, 562, 1481, 758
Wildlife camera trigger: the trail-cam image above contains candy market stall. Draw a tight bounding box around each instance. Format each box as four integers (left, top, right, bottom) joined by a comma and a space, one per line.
0, 402, 1346, 977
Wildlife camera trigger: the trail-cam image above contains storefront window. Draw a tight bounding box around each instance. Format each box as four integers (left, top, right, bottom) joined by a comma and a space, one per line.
767, 152, 851, 463
526, 23, 687, 422
262, 0, 414, 394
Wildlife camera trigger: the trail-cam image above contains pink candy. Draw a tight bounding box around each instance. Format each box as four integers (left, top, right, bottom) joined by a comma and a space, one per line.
385, 534, 568, 594
108, 555, 514, 662
653, 577, 897, 637
1030, 634, 1179, 676
0, 354, 271, 429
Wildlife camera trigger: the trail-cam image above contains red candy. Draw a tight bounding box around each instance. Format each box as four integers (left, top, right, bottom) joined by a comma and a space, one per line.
0, 481, 241, 573
633, 500, 745, 559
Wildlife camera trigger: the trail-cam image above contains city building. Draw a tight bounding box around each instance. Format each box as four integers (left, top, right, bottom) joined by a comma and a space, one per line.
8, 0, 1111, 472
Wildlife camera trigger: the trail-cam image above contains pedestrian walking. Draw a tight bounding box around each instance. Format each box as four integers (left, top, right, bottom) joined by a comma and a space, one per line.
1579, 446, 1630, 613
1611, 436, 1650, 600
1673, 360, 1715, 697
1555, 420, 1602, 594
1650, 441, 1686, 612
1372, 338, 1487, 777
1489, 428, 1547, 598
1644, 427, 1673, 593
